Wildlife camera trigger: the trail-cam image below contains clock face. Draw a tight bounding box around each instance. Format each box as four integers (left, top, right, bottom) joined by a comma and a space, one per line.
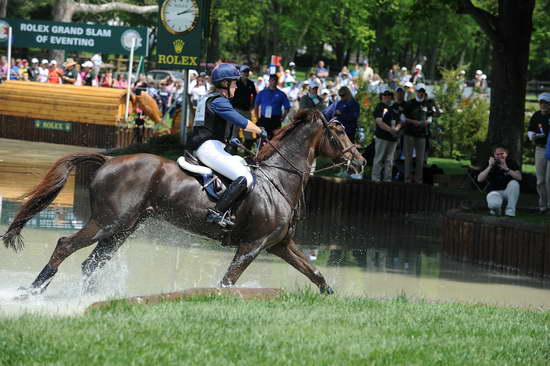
161, 0, 199, 35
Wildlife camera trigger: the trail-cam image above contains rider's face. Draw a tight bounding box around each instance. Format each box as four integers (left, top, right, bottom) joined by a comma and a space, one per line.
229, 80, 237, 97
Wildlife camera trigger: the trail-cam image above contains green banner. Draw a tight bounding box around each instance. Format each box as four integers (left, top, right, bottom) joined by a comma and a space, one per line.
34, 119, 72, 132
0, 18, 148, 56
156, 0, 210, 69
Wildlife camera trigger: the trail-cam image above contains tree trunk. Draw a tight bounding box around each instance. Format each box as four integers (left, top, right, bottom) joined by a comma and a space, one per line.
0, 0, 7, 18
458, 0, 535, 165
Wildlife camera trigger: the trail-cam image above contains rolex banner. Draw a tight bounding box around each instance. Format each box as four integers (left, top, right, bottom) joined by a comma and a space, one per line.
0, 18, 148, 56
156, 0, 210, 70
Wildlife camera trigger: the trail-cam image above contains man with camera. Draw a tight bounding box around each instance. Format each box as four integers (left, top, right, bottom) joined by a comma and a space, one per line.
477, 146, 522, 216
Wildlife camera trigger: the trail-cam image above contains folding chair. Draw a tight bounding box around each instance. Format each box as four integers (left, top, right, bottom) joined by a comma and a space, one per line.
460, 164, 486, 193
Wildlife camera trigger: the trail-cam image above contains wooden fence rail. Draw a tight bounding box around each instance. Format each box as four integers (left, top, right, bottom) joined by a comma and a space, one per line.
442, 209, 550, 278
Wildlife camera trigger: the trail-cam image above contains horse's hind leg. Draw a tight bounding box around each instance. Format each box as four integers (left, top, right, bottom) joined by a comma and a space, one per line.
80, 230, 132, 293
267, 239, 334, 294
27, 220, 106, 294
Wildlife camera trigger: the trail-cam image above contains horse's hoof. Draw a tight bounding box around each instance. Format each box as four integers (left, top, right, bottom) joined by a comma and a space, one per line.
13, 286, 41, 300
321, 286, 334, 295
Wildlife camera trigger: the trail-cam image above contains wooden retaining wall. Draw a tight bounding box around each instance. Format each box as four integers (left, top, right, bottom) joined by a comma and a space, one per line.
442, 209, 550, 278
305, 176, 463, 215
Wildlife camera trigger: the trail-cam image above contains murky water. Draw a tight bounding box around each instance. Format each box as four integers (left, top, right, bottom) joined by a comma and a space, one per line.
1, 139, 550, 317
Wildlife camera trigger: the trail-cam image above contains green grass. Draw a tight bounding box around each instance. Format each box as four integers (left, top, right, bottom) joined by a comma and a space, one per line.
428, 157, 536, 175
1, 291, 549, 365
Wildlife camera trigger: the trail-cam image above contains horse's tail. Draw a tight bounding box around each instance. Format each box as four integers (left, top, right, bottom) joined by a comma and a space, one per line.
1, 153, 108, 252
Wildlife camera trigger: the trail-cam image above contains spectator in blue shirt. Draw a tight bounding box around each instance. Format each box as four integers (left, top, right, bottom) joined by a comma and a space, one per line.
254, 74, 291, 138
323, 86, 360, 142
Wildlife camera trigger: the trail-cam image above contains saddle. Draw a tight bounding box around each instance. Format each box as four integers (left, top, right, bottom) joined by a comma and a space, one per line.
177, 152, 255, 201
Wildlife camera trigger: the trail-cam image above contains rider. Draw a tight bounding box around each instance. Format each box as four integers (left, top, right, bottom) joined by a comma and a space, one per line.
186, 63, 267, 228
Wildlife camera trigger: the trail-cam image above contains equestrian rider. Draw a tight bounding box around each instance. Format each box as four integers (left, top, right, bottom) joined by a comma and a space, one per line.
186, 63, 267, 228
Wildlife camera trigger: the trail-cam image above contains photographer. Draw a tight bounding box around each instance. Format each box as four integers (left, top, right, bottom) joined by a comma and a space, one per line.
477, 146, 522, 216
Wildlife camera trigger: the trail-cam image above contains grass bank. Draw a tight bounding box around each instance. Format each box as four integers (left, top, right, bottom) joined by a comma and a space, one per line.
1, 292, 549, 365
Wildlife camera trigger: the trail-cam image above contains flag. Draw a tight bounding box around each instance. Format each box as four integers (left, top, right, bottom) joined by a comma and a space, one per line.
270, 55, 282, 66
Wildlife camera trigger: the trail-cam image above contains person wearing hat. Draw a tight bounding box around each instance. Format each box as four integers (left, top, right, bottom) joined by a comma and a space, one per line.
26, 58, 40, 82
402, 83, 438, 184
529, 92, 550, 213
185, 63, 267, 228
81, 61, 97, 86
371, 87, 402, 182
288, 61, 296, 78
410, 64, 424, 84
61, 58, 79, 85
48, 60, 62, 84
360, 60, 374, 84
231, 65, 257, 148
38, 59, 49, 83
299, 80, 325, 110
254, 73, 291, 139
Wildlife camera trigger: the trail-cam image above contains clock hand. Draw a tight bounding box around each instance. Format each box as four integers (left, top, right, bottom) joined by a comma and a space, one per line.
177, 9, 192, 15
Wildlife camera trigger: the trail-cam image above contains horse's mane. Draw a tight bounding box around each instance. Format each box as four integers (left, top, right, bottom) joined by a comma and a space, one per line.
256, 109, 322, 161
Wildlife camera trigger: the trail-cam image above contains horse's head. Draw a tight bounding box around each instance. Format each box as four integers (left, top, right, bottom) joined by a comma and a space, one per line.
317, 116, 366, 175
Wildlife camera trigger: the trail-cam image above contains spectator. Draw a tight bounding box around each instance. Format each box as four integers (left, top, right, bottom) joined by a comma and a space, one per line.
323, 86, 360, 143
81, 61, 97, 86
133, 73, 148, 95
112, 73, 127, 89
27, 58, 40, 81
191, 74, 208, 106
528, 92, 550, 213
320, 88, 332, 107
91, 53, 103, 76
299, 81, 325, 110
61, 58, 79, 85
18, 59, 29, 79
388, 64, 400, 89
231, 65, 257, 147
157, 80, 173, 116
316, 60, 329, 80
477, 146, 522, 216
410, 64, 424, 84
0, 55, 8, 80
400, 66, 410, 86
101, 70, 114, 88
402, 83, 436, 184
48, 60, 62, 84
473, 69, 483, 88
255, 76, 266, 92
403, 81, 415, 101
370, 87, 402, 182
288, 61, 296, 78
359, 60, 374, 84
336, 66, 352, 88
254, 73, 290, 138
350, 63, 360, 78
38, 59, 49, 82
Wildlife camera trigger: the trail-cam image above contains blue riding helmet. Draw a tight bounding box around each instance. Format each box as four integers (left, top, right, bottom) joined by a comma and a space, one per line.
211, 63, 240, 83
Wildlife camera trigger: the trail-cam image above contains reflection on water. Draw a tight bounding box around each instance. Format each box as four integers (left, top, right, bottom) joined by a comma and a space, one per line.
1, 197, 550, 316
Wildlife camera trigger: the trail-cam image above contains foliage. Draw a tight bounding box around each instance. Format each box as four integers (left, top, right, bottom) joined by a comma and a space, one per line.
432, 66, 489, 160
1, 292, 550, 365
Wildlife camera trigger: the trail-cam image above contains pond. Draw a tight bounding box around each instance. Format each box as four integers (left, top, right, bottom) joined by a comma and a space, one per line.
1, 200, 549, 316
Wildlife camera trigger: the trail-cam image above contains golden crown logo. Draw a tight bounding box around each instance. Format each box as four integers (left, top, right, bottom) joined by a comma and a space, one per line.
173, 39, 185, 54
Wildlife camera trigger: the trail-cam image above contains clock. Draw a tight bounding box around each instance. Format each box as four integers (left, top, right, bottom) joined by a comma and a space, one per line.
160, 0, 200, 35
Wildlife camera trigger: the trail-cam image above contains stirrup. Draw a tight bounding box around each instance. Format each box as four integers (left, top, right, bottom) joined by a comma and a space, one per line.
206, 209, 235, 228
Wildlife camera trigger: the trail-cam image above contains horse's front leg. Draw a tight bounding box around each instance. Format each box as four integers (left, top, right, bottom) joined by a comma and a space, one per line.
267, 238, 334, 294
220, 243, 263, 287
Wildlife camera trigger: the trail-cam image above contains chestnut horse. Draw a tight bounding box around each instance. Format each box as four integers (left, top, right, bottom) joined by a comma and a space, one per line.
2, 109, 365, 296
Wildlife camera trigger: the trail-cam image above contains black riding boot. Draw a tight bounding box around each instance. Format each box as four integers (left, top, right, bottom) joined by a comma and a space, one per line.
207, 176, 248, 228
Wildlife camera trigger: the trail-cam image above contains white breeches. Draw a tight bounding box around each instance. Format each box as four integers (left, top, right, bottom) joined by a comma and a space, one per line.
195, 140, 253, 188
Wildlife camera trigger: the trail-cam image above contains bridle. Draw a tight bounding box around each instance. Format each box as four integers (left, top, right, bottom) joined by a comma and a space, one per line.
254, 112, 362, 218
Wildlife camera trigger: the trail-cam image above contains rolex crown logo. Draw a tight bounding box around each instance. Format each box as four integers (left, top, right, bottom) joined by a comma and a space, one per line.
173, 39, 185, 54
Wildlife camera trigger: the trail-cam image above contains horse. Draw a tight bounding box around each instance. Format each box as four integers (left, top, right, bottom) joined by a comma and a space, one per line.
2, 109, 365, 296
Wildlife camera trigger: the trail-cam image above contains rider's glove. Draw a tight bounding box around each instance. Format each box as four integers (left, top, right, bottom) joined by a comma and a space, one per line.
259, 127, 268, 140
229, 137, 241, 147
